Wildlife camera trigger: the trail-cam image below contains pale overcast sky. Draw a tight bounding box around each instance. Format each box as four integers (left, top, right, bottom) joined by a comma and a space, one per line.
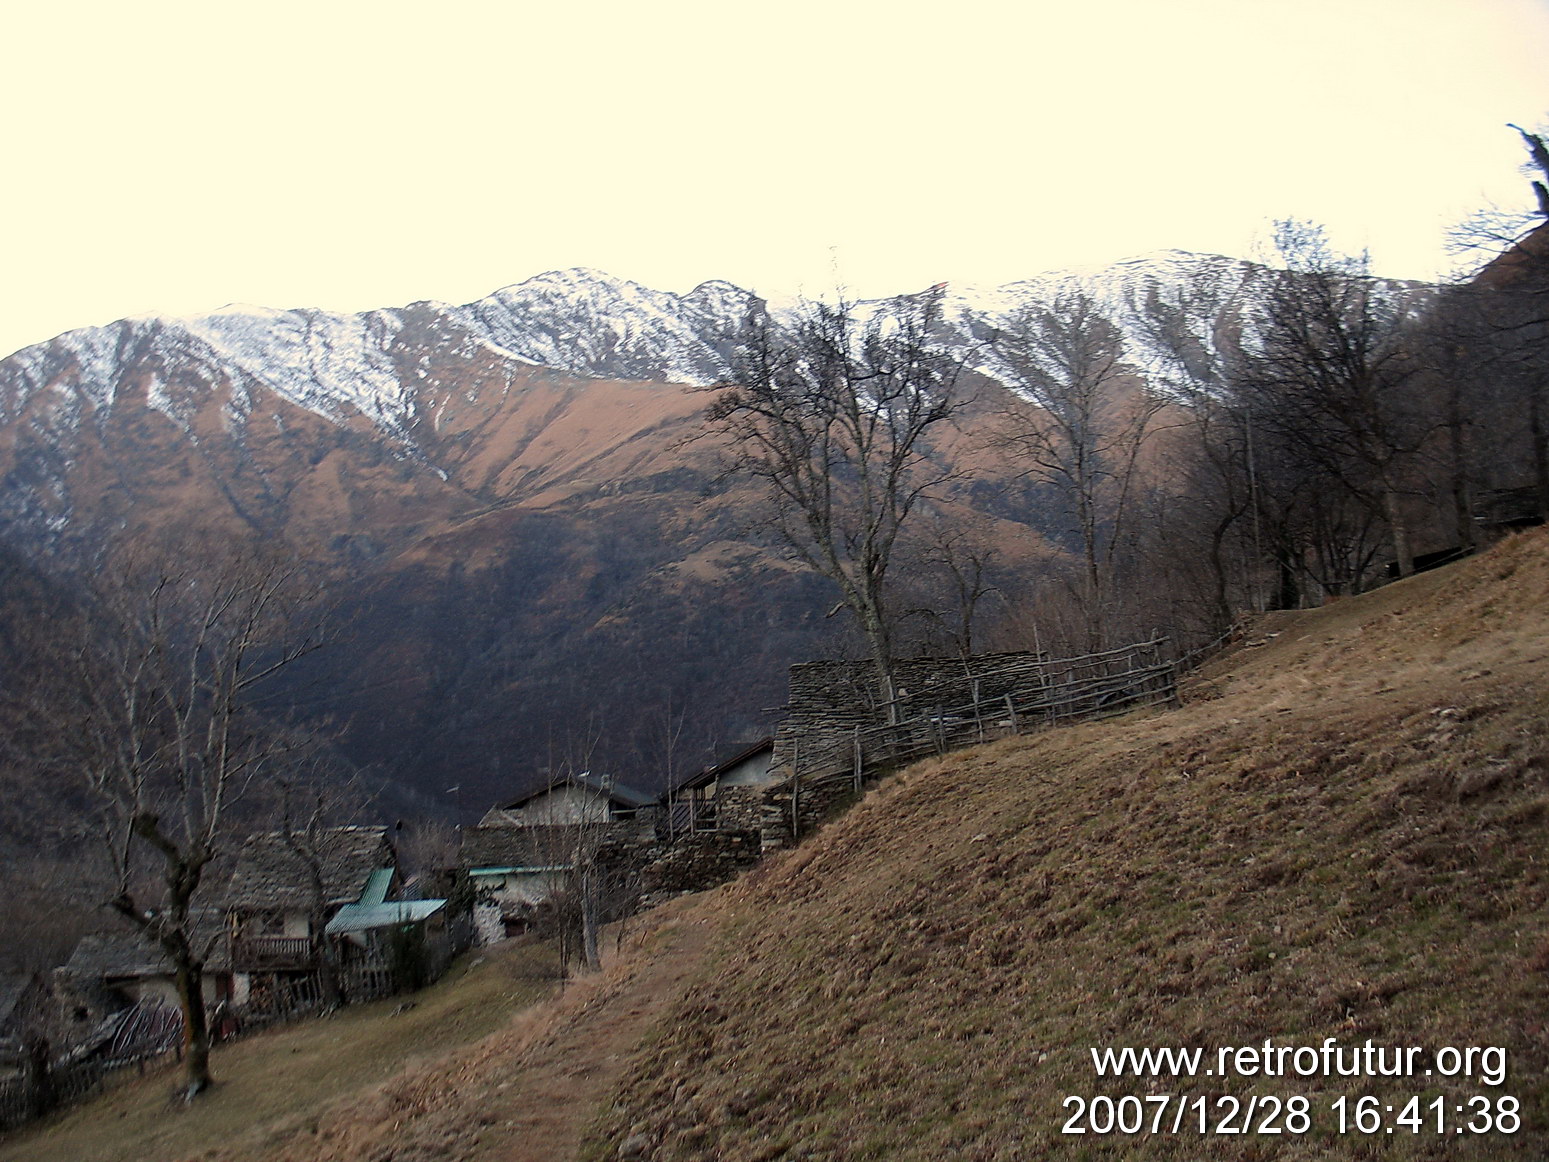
2, 0, 1546, 358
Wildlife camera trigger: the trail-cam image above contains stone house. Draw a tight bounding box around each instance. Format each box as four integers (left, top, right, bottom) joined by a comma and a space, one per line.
477, 771, 658, 827
459, 817, 655, 945
52, 911, 233, 1039
461, 824, 584, 945
324, 893, 452, 986
226, 828, 394, 960
664, 738, 776, 835
462, 773, 659, 944
223, 824, 436, 1003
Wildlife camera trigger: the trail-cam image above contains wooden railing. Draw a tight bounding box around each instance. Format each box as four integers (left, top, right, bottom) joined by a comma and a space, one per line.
231, 936, 314, 969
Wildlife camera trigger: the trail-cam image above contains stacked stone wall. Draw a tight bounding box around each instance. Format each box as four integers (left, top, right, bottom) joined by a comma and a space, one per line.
716, 786, 766, 832
756, 775, 859, 852
772, 651, 1047, 780
641, 829, 763, 896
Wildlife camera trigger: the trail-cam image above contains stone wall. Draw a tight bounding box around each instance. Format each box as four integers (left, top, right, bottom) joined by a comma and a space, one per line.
772, 651, 1048, 780
716, 785, 767, 833
641, 829, 763, 896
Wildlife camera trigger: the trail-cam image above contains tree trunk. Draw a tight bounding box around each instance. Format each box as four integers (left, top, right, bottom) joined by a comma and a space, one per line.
1447, 379, 1475, 552
23, 1034, 54, 1119
1207, 516, 1235, 633
1383, 487, 1415, 579
174, 960, 213, 1097
316, 932, 344, 1009
579, 866, 602, 972
1078, 493, 1105, 653
857, 599, 896, 722
1531, 386, 1549, 518
1272, 547, 1300, 611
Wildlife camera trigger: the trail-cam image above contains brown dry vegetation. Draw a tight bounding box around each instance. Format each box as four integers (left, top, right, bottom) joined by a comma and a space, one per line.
9, 530, 1547, 1161
584, 528, 1549, 1160
0, 939, 563, 1162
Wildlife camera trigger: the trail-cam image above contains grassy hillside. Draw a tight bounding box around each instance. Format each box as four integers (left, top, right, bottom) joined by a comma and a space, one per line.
9, 531, 1544, 1162
585, 529, 1549, 1160
0, 941, 561, 1162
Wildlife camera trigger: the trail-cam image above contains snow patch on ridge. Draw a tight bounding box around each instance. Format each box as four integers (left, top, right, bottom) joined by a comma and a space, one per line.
179, 305, 413, 431
449, 268, 743, 386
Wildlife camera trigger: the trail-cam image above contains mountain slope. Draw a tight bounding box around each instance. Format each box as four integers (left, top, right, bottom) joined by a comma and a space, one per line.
0, 251, 1430, 565
576, 529, 1549, 1160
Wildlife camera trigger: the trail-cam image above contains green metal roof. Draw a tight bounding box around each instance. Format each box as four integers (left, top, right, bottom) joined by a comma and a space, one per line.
325, 897, 446, 936
358, 867, 394, 907
469, 865, 571, 876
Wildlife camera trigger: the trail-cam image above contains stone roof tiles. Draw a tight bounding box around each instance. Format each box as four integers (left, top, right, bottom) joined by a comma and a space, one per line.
224, 826, 393, 912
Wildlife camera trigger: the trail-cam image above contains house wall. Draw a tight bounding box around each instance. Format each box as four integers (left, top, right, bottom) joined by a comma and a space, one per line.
119, 974, 223, 1008
716, 785, 767, 832
716, 750, 775, 788
469, 869, 571, 945
473, 903, 504, 947
234, 908, 313, 939
477, 869, 569, 908
502, 785, 614, 825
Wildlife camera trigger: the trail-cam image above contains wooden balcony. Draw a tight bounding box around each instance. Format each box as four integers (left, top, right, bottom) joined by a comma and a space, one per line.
232, 936, 315, 970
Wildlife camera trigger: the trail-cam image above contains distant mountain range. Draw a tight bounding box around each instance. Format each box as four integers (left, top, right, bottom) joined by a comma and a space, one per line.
0, 253, 1425, 814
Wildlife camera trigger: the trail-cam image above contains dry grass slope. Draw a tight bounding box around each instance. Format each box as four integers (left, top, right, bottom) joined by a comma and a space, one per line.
585, 529, 1549, 1161
9, 532, 1544, 1162
0, 941, 562, 1162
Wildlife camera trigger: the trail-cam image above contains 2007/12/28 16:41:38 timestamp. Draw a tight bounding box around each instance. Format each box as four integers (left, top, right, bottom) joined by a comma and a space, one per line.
1059, 1093, 1521, 1136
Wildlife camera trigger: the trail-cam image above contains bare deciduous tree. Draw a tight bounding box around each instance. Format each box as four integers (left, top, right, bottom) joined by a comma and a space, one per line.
1241, 220, 1435, 580
1443, 125, 1549, 520
899, 512, 1003, 659
273, 769, 366, 1011
705, 289, 966, 707
13, 545, 326, 1097
993, 290, 1165, 649
1128, 271, 1259, 626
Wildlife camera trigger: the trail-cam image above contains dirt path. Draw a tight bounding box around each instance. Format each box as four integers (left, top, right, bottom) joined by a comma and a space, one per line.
460, 905, 714, 1162
194, 898, 717, 1162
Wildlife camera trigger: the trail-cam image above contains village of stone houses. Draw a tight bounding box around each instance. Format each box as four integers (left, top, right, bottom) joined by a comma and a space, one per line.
0, 638, 1183, 1131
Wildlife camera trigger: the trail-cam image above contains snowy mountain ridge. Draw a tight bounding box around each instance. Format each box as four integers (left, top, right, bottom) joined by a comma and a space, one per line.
0, 250, 1425, 456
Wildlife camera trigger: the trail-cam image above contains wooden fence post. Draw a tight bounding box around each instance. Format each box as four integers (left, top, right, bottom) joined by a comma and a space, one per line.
790, 739, 801, 842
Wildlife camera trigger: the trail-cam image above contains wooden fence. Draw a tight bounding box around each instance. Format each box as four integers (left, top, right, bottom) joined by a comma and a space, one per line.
0, 998, 187, 1130
0, 956, 412, 1132
786, 636, 1185, 792
235, 959, 399, 1031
